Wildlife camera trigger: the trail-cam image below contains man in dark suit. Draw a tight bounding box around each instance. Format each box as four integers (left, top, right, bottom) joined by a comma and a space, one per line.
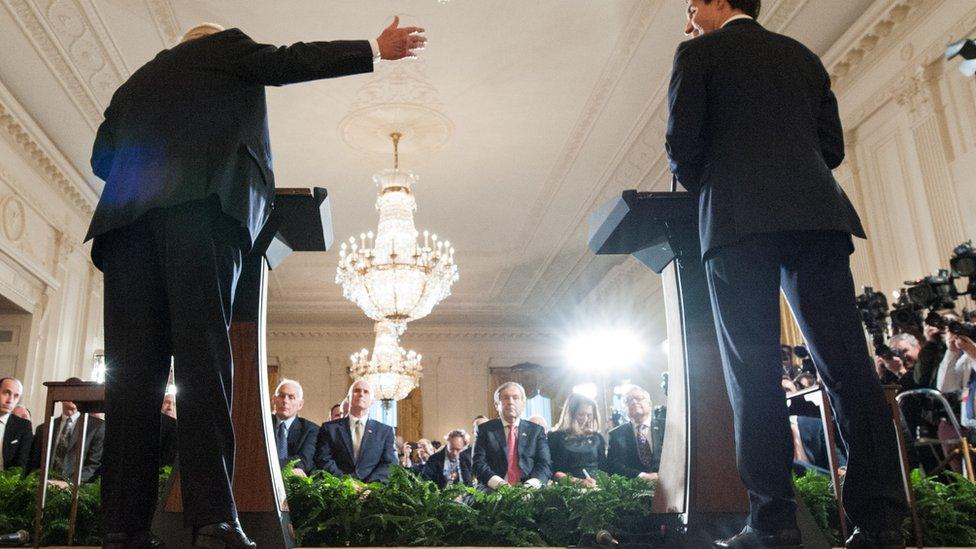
472, 382, 551, 489
313, 380, 396, 484
29, 400, 105, 484
87, 19, 426, 549
271, 379, 318, 475
422, 430, 473, 489
666, 1, 906, 547
0, 377, 32, 471
606, 386, 661, 482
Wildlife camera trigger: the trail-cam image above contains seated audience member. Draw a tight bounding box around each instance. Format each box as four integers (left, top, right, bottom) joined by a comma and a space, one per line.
472, 382, 551, 489
330, 403, 343, 421
12, 405, 31, 422
549, 393, 605, 488
793, 373, 817, 390
410, 438, 434, 475
30, 395, 104, 484
422, 429, 472, 488
527, 415, 549, 431
159, 392, 178, 467
606, 385, 661, 482
272, 379, 318, 476
1, 377, 32, 470
314, 379, 396, 483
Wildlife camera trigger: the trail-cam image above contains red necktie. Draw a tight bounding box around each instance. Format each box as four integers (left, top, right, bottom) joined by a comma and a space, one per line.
505, 423, 520, 485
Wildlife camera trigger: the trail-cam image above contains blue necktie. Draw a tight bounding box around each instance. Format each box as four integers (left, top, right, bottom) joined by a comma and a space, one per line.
277, 422, 289, 462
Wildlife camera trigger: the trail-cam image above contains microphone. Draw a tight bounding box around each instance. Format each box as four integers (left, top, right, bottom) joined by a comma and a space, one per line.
0, 530, 29, 544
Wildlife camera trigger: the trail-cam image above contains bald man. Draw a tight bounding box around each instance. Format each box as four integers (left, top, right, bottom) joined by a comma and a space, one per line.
313, 380, 396, 484
89, 19, 425, 549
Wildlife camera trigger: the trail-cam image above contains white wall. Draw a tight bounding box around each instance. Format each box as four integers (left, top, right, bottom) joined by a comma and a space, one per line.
0, 81, 102, 412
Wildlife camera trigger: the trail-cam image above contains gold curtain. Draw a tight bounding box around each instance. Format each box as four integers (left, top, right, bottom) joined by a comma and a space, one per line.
779, 292, 803, 347
396, 386, 423, 442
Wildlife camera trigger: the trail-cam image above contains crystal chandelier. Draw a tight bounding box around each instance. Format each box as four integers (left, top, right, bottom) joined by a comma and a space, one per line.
336, 132, 458, 334
350, 321, 423, 403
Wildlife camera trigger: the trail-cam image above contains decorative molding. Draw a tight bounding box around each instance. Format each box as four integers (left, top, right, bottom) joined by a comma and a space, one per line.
844, 3, 976, 130
760, 0, 810, 33
823, 0, 928, 94
3, 0, 128, 128
0, 81, 97, 218
268, 326, 557, 342
145, 0, 181, 47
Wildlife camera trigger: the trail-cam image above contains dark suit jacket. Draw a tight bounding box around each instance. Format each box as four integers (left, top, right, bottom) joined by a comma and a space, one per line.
665, 18, 864, 257
159, 413, 177, 467
605, 422, 662, 478
273, 415, 318, 472
472, 418, 551, 486
2, 414, 32, 470
313, 417, 396, 484
30, 415, 105, 483
421, 448, 473, 489
86, 28, 374, 266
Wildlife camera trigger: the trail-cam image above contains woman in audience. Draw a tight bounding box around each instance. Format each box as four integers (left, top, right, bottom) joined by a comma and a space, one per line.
548, 393, 605, 488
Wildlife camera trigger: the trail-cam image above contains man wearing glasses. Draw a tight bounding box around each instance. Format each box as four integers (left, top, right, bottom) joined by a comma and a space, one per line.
606, 386, 661, 482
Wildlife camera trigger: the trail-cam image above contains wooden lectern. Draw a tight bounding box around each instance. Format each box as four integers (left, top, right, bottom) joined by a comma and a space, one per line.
153, 187, 333, 549
589, 190, 748, 544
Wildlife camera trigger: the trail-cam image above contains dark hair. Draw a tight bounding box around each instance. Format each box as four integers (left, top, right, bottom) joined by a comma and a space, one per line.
703, 0, 761, 18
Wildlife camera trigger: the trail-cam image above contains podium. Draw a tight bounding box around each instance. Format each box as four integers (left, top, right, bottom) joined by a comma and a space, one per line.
589, 190, 748, 543
153, 187, 333, 549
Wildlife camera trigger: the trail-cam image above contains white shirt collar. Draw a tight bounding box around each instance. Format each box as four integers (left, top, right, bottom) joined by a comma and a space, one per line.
721, 14, 754, 28
278, 415, 296, 430
502, 418, 520, 429
62, 411, 81, 423
348, 414, 368, 427
0, 413, 8, 425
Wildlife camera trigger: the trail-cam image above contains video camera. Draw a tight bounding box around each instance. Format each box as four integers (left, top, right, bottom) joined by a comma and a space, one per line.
854, 287, 898, 359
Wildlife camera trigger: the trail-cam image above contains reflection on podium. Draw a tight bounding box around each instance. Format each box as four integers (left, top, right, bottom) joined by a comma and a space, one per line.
153, 187, 333, 549
589, 190, 749, 544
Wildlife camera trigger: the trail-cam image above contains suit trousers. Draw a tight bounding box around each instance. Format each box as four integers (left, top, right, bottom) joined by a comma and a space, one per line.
98, 197, 244, 532
704, 230, 906, 533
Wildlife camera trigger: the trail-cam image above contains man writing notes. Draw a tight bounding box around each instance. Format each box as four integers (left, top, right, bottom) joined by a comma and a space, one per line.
87, 19, 425, 549
472, 382, 551, 489
666, 1, 906, 548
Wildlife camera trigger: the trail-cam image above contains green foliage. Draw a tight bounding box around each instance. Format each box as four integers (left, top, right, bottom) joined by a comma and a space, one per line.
5, 464, 976, 546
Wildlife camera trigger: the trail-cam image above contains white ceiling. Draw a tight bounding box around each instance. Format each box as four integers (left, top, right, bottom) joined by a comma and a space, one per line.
0, 0, 876, 333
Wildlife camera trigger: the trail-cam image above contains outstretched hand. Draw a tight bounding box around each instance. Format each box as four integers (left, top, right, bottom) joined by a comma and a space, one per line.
377, 16, 426, 60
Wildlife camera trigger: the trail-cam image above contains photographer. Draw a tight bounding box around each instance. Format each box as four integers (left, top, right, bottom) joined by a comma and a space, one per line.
915, 309, 960, 389
936, 330, 976, 421
874, 333, 922, 392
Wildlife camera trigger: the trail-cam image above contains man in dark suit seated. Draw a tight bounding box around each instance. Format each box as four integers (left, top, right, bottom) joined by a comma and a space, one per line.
272, 379, 318, 476
472, 382, 551, 489
667, 1, 906, 547
0, 377, 32, 471
606, 385, 661, 483
422, 430, 473, 488
29, 398, 105, 485
313, 379, 396, 484
87, 17, 426, 549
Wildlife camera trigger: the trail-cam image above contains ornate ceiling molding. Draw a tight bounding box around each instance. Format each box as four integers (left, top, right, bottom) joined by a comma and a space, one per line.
842, 2, 976, 130
268, 326, 557, 342
4, 0, 129, 129
823, 0, 928, 94
0, 81, 96, 218
761, 0, 811, 32
145, 0, 181, 46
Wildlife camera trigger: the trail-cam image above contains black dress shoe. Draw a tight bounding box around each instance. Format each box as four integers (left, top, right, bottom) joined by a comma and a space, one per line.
193, 521, 256, 549
845, 527, 906, 549
102, 531, 166, 549
714, 525, 803, 548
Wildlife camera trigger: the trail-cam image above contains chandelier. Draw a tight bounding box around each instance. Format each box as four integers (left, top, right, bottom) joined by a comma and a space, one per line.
336, 132, 458, 333
349, 321, 423, 403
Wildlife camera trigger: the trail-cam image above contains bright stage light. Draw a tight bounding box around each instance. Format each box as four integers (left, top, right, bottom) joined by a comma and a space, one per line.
572, 383, 599, 401
563, 329, 646, 371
